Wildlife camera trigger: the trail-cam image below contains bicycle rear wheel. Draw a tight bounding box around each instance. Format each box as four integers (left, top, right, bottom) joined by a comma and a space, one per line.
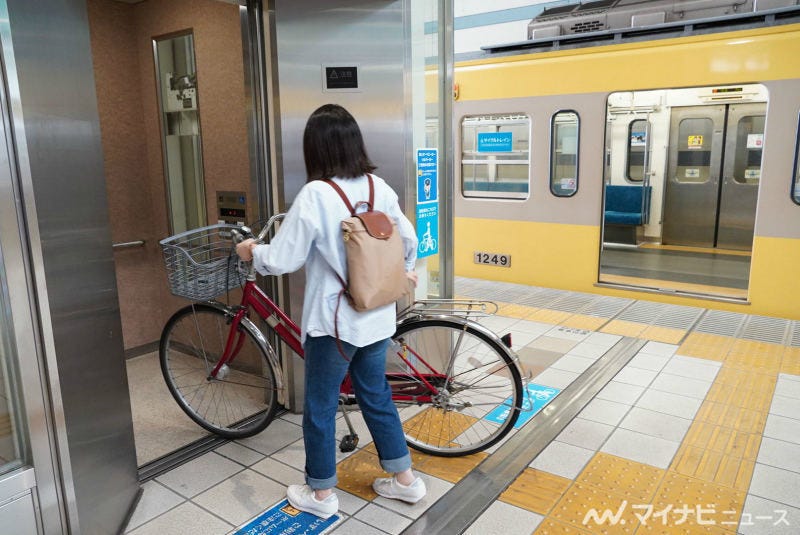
159, 303, 278, 439
388, 318, 523, 456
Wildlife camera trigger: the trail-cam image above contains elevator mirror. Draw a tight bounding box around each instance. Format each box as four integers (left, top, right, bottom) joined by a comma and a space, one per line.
154, 32, 206, 234
599, 85, 767, 300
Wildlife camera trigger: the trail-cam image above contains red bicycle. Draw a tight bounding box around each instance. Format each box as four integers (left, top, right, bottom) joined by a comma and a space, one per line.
158, 217, 524, 456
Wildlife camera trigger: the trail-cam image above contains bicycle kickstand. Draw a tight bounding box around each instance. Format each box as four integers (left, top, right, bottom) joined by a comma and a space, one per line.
338, 394, 359, 453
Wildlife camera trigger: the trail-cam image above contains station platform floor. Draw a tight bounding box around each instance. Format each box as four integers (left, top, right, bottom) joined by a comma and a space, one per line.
124, 278, 800, 535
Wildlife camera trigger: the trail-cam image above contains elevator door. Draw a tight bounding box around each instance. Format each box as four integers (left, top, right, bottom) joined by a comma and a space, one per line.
663, 103, 765, 249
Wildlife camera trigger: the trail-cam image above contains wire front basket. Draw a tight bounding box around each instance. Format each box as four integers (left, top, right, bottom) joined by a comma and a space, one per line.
159, 223, 244, 301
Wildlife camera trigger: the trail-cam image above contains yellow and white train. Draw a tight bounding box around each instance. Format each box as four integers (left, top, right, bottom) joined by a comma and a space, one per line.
451, 19, 800, 320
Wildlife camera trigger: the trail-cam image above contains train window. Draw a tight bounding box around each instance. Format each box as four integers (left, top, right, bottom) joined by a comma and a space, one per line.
461, 114, 530, 199
732, 115, 765, 185
794, 114, 800, 205
550, 111, 579, 197
626, 119, 650, 182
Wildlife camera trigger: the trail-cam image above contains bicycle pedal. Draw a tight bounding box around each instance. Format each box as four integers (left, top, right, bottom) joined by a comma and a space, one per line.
339, 434, 359, 453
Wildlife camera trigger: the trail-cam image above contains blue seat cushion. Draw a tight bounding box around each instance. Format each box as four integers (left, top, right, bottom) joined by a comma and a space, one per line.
605, 210, 643, 225
604, 185, 651, 226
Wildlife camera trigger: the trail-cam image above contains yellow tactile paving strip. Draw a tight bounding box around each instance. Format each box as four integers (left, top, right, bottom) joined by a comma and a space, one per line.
496, 302, 538, 319
337, 443, 489, 500
600, 320, 690, 345
560, 315, 609, 332
329, 299, 797, 533
402, 408, 478, 446
677, 333, 733, 361
500, 469, 572, 516
495, 311, 796, 533
782, 346, 800, 375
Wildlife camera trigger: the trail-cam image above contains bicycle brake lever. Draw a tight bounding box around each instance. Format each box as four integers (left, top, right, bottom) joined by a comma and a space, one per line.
230, 226, 255, 244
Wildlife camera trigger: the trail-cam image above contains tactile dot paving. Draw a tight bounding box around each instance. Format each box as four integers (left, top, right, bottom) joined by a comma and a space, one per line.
634, 510, 740, 534
402, 407, 478, 445
639, 326, 686, 344
534, 517, 592, 534
653, 472, 744, 529
576, 453, 664, 502
407, 448, 487, 484
551, 483, 640, 534
601, 320, 647, 337
335, 448, 385, 501
500, 468, 572, 516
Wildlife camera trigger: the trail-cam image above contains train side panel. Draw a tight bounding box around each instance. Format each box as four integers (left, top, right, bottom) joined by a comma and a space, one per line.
453, 24, 800, 319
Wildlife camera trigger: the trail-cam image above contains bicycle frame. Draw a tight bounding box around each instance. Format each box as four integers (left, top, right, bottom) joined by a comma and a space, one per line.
210, 215, 520, 410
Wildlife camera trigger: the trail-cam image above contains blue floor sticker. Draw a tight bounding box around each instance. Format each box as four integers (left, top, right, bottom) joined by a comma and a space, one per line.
484, 383, 561, 429
235, 499, 340, 535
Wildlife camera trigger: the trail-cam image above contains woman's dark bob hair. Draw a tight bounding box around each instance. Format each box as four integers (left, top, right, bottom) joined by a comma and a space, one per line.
303, 104, 376, 181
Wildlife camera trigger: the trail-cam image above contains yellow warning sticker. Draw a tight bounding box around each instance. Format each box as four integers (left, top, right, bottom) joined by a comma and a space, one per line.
688, 135, 704, 149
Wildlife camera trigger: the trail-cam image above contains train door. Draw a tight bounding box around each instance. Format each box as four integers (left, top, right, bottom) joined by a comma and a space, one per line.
663, 103, 765, 249
717, 103, 765, 250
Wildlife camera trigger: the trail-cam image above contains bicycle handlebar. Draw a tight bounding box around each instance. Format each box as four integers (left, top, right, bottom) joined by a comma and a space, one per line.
230, 213, 287, 245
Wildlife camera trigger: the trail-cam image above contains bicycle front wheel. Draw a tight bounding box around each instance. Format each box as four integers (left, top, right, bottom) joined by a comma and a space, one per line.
159, 303, 278, 439
388, 318, 523, 456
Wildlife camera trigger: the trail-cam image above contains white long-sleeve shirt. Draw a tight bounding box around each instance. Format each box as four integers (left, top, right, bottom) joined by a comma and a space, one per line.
252, 174, 418, 347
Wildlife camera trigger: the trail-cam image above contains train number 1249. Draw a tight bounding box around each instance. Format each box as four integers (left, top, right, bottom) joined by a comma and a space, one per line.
474, 251, 511, 267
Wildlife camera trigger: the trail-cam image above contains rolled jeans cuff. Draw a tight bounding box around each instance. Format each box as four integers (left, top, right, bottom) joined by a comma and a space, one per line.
305, 472, 338, 491
379, 452, 412, 474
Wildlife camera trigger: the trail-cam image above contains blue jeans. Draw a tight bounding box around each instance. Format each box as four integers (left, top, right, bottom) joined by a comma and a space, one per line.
302, 335, 411, 490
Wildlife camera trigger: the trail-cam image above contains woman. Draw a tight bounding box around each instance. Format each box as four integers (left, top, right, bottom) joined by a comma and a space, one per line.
236, 104, 425, 519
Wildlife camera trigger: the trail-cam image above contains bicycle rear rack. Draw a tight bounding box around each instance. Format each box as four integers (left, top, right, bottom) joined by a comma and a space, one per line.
399, 299, 499, 319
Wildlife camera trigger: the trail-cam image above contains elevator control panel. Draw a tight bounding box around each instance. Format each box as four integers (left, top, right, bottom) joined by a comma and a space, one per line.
217, 191, 246, 225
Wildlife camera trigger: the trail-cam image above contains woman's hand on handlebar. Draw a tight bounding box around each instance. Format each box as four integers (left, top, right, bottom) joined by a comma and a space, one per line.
236, 239, 258, 262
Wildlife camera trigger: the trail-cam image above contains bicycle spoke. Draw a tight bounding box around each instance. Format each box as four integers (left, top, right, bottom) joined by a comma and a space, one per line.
161, 304, 278, 438
391, 319, 522, 456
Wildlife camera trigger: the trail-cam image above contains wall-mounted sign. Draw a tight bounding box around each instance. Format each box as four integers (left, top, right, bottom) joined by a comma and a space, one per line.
477, 132, 513, 153
322, 65, 359, 91
416, 148, 438, 258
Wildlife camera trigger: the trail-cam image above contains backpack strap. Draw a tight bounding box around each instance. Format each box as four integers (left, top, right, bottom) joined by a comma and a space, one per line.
324, 174, 375, 215
322, 174, 377, 363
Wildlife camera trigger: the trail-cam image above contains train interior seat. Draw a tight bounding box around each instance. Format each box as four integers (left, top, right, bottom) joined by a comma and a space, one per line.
603, 184, 652, 245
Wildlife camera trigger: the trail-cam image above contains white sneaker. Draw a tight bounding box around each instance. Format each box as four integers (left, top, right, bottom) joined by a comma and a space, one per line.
286, 484, 339, 519
372, 476, 427, 504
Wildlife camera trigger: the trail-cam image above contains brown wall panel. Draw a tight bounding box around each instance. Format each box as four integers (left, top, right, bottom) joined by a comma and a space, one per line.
87, 0, 249, 349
